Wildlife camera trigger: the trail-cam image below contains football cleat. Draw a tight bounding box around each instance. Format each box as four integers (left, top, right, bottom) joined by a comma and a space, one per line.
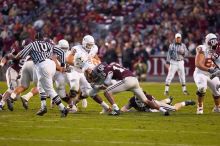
68, 105, 78, 113
196, 107, 203, 115
100, 107, 112, 114
109, 109, 120, 116
164, 111, 170, 116
212, 106, 220, 113
6, 97, 14, 111
183, 90, 190, 95
82, 99, 88, 108
20, 96, 28, 110
61, 107, 69, 118
185, 100, 196, 106
36, 107, 47, 116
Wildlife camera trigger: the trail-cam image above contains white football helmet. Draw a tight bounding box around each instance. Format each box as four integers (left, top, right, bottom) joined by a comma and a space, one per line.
82, 35, 95, 52
205, 33, 218, 49
58, 39, 69, 51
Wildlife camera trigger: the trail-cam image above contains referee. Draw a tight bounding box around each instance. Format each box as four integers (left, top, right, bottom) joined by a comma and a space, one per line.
164, 33, 189, 96
9, 32, 68, 117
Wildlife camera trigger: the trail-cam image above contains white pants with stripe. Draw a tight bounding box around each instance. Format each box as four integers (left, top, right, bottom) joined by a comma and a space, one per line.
35, 59, 57, 98
105, 76, 147, 102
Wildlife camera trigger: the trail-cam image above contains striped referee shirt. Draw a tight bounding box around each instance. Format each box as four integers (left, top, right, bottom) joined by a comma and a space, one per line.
166, 43, 188, 63
16, 40, 65, 67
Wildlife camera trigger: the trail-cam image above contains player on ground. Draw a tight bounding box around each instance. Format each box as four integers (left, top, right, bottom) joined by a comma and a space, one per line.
193, 33, 220, 114
121, 91, 195, 113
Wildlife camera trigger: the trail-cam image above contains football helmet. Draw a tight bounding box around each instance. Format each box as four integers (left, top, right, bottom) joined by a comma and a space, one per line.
205, 33, 218, 50
82, 35, 95, 52
58, 39, 69, 51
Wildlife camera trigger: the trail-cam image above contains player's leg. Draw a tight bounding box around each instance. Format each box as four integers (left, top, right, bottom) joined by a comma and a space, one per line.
3, 67, 20, 111
177, 61, 189, 95
207, 77, 220, 112
79, 74, 110, 113
164, 63, 178, 95
193, 72, 207, 114
156, 99, 195, 111
36, 60, 68, 117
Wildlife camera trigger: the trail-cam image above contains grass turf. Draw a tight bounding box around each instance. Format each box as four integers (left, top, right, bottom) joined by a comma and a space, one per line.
0, 82, 219, 146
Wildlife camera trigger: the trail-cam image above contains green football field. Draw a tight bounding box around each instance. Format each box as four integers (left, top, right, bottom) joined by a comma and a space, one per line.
0, 82, 220, 146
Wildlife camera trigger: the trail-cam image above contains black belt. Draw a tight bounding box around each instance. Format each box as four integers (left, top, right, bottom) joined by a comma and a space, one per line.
38, 58, 52, 63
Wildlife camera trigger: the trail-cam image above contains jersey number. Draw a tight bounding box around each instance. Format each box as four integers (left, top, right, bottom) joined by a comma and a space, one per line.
113, 65, 125, 72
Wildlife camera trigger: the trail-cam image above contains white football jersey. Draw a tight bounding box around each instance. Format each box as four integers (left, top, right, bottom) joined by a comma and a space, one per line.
194, 44, 213, 75
71, 44, 98, 72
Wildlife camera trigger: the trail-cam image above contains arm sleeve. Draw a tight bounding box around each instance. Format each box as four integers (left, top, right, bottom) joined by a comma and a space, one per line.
53, 46, 65, 67
104, 71, 113, 86
166, 44, 172, 64
16, 43, 32, 59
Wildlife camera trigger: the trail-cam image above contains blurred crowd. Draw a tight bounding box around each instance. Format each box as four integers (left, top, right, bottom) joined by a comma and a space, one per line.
0, 0, 219, 71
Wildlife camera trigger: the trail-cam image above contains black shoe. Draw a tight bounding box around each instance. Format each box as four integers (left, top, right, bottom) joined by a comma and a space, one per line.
183, 90, 189, 95
168, 96, 173, 105
21, 97, 28, 110
36, 107, 47, 116
185, 100, 196, 106
61, 107, 69, 118
109, 109, 120, 116
6, 97, 14, 111
164, 111, 170, 116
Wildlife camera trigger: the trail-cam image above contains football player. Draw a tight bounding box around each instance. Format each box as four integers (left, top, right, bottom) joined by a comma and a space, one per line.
193, 33, 220, 114
121, 91, 195, 113
66, 35, 110, 113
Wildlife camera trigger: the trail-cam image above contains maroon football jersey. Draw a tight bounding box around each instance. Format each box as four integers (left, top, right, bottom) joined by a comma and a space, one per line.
9, 46, 25, 72
96, 62, 134, 80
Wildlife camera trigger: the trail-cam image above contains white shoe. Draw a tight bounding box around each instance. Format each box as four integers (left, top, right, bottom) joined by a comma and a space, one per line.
82, 99, 87, 108
100, 107, 111, 114
196, 107, 203, 114
68, 105, 78, 113
212, 106, 220, 113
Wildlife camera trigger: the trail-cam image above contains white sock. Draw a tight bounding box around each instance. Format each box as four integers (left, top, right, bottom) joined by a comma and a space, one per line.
165, 85, 169, 92
159, 107, 167, 113
41, 100, 46, 109
23, 92, 33, 101
181, 102, 186, 106
112, 104, 119, 110
11, 92, 17, 100
182, 85, 186, 91
57, 103, 65, 111
100, 101, 109, 110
